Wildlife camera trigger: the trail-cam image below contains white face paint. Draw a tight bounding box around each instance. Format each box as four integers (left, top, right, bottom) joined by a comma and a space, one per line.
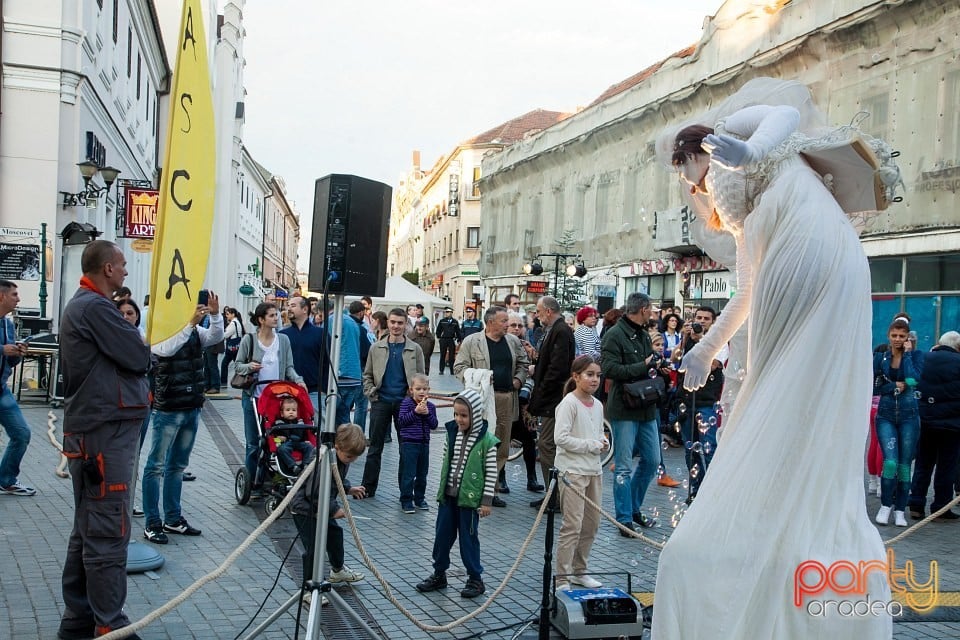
678, 153, 710, 192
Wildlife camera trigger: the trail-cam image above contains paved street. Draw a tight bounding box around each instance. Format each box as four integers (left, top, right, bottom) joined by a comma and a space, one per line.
1, 356, 958, 639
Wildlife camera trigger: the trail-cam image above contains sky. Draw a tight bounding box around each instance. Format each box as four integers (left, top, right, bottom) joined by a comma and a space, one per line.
164, 0, 726, 269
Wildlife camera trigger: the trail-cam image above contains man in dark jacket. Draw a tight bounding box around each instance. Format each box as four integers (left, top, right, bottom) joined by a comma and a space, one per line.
528, 296, 575, 508
141, 293, 223, 544
909, 331, 960, 520
58, 240, 151, 640
601, 292, 660, 533
281, 296, 328, 417
435, 307, 461, 374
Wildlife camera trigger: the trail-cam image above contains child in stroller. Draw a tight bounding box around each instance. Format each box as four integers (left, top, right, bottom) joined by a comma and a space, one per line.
235, 382, 317, 508
274, 396, 316, 475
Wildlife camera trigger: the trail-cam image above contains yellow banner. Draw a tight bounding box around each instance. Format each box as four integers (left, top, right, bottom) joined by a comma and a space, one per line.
146, 0, 215, 344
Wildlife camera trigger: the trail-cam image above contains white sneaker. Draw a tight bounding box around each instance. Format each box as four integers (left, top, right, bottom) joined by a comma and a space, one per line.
569, 575, 603, 589
894, 511, 908, 527
875, 505, 891, 525
329, 566, 364, 583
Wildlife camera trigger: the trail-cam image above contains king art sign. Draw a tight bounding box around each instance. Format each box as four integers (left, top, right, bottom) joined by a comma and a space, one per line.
124, 188, 159, 238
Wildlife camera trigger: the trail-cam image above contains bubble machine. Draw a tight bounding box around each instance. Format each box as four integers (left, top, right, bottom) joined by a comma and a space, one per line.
550, 583, 647, 639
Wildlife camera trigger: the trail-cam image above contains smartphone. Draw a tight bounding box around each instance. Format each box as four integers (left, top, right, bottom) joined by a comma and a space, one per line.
198, 289, 209, 306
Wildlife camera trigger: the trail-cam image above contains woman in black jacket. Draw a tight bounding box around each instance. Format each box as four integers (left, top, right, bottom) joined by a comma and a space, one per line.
908, 331, 960, 520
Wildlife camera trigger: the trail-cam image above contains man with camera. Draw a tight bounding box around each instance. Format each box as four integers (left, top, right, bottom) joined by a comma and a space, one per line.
141, 290, 223, 544
672, 306, 726, 503
601, 292, 661, 534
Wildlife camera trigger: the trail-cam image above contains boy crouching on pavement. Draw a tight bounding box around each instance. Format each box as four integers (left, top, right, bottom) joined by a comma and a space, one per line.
290, 423, 367, 605
416, 389, 498, 599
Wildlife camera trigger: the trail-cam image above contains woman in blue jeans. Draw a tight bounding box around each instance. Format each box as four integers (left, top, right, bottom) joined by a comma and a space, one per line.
873, 318, 924, 527
234, 302, 304, 495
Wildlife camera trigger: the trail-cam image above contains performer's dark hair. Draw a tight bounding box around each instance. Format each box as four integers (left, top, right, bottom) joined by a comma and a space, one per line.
672, 125, 715, 166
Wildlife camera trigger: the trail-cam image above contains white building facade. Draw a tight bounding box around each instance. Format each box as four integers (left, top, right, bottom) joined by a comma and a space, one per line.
480, 0, 960, 347
1, 0, 169, 325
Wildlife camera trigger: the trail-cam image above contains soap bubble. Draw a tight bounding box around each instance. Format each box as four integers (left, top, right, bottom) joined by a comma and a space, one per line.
691, 442, 703, 454
707, 416, 718, 427
736, 369, 746, 381
678, 403, 687, 415
690, 465, 700, 478
684, 441, 693, 451
703, 442, 713, 455
649, 368, 658, 378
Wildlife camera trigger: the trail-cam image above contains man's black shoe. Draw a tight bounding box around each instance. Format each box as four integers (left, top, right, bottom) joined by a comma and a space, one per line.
936, 510, 960, 520
527, 481, 545, 492
143, 525, 168, 544
182, 471, 196, 481
491, 496, 507, 508
164, 518, 202, 536
498, 481, 510, 494
461, 578, 485, 599
632, 512, 658, 528
909, 508, 924, 520
619, 522, 639, 538
416, 573, 448, 592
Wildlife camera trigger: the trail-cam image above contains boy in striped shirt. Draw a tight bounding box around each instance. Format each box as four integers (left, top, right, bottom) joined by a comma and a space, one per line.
415, 388, 498, 599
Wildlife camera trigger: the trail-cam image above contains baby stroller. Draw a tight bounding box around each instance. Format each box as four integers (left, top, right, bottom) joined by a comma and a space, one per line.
235, 381, 317, 514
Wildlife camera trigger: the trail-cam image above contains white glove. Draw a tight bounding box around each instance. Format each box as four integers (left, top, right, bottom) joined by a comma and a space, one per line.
703, 134, 761, 170
679, 342, 713, 391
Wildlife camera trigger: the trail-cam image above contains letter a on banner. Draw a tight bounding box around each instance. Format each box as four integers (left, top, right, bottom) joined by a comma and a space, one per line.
147, 0, 215, 344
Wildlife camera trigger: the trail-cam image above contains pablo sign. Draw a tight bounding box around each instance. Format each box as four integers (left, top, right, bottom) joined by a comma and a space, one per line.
124, 188, 159, 238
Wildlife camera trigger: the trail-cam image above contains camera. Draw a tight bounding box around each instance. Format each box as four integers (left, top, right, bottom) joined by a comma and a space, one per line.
650, 352, 662, 364
691, 322, 704, 334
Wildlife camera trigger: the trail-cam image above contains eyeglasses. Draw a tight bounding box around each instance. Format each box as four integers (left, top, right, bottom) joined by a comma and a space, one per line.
508, 323, 524, 327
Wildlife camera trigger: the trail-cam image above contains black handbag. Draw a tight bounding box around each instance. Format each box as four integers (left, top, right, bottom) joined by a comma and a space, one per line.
622, 376, 666, 410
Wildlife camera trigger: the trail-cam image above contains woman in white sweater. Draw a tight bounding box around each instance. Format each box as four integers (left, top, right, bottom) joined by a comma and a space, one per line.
554, 354, 609, 590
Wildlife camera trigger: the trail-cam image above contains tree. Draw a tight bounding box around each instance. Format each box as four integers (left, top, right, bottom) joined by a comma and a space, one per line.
555, 229, 590, 312
401, 270, 419, 287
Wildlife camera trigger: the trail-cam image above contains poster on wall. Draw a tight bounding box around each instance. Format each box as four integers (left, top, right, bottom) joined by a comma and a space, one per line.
0, 243, 41, 281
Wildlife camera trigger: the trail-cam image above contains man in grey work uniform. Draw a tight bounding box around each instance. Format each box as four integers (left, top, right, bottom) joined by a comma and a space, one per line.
58, 240, 151, 640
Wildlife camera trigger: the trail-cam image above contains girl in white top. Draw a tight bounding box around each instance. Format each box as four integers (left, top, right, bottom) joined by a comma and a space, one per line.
553, 354, 609, 591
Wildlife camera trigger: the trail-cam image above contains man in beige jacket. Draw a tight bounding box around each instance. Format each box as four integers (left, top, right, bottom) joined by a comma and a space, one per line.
361, 308, 425, 497
454, 305, 529, 506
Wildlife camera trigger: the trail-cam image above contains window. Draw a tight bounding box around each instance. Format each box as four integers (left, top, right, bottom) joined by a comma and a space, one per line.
112, 0, 119, 44
126, 28, 132, 77
455, 229, 460, 251
943, 71, 960, 161
471, 166, 481, 197
869, 258, 902, 293
136, 54, 141, 100
466, 227, 480, 248
448, 233, 453, 255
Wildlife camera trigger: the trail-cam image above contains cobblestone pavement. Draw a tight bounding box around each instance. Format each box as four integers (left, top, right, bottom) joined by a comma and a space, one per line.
1, 355, 958, 639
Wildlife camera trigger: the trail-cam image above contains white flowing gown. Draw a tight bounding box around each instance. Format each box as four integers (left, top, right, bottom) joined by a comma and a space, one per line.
651, 110, 892, 639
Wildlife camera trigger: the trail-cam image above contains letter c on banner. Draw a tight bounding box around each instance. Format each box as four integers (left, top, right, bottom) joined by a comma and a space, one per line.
171, 170, 193, 211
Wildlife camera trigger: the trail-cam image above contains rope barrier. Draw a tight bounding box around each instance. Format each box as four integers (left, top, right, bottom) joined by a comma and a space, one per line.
333, 463, 555, 633
882, 492, 960, 546
45, 410, 70, 478
97, 456, 320, 640
557, 472, 665, 551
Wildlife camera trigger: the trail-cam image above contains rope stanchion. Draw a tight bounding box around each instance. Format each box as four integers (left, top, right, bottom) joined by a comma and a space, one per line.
332, 462, 554, 633
883, 492, 960, 546
558, 472, 665, 551
96, 455, 322, 640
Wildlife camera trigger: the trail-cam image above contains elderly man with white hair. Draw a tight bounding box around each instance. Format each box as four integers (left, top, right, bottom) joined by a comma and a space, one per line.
908, 331, 960, 521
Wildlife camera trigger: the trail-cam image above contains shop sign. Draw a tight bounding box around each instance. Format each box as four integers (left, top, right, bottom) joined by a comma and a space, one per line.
130, 238, 154, 253
526, 280, 548, 295
431, 274, 443, 286
0, 227, 40, 239
124, 188, 160, 238
691, 271, 734, 299
632, 255, 723, 275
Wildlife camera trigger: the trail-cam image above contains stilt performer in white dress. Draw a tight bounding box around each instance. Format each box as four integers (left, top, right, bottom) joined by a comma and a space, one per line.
651, 78, 903, 639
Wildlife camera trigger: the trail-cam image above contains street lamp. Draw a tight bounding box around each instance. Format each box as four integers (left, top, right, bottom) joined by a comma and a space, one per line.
522, 253, 584, 300
61, 162, 121, 208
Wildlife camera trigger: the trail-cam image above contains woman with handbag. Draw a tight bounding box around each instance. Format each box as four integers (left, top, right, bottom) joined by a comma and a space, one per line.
219, 307, 244, 387
234, 302, 304, 497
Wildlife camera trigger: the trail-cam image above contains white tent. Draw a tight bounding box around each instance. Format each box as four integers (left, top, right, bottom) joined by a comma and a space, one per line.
346, 276, 450, 325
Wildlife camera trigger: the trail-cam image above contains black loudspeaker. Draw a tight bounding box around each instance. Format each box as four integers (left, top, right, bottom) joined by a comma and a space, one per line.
309, 174, 392, 297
